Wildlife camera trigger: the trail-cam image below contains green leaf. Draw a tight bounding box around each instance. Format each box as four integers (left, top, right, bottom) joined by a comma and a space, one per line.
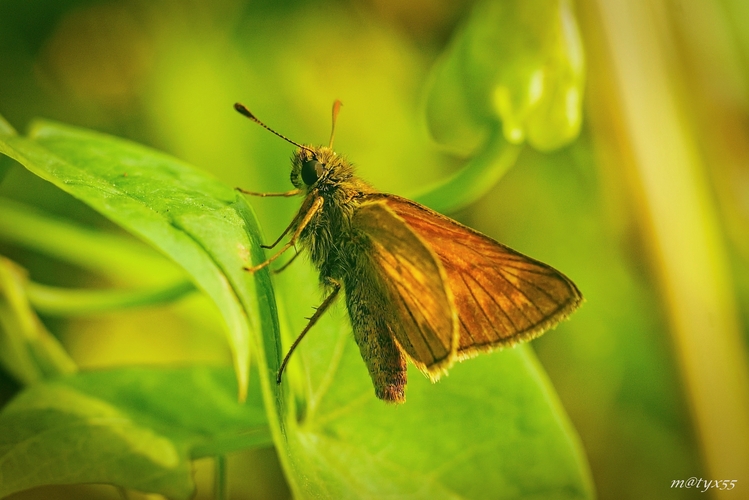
426, 0, 585, 153
0, 366, 270, 499
0, 121, 281, 402
0, 119, 288, 495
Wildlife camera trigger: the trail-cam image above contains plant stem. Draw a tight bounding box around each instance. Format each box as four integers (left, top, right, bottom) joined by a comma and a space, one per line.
0, 198, 182, 285
25, 279, 196, 316
412, 126, 522, 214
592, 0, 749, 488
214, 455, 227, 500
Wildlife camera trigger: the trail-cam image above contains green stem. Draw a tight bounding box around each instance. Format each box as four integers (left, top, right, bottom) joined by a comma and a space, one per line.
26, 280, 196, 316
0, 198, 182, 285
412, 126, 522, 214
191, 427, 274, 459
594, 0, 749, 483
214, 454, 227, 500
0, 256, 77, 383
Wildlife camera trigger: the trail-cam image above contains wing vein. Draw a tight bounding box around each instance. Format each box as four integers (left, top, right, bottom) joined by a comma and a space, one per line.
488, 267, 546, 318
493, 263, 558, 276
376, 247, 441, 361
396, 256, 451, 358
498, 267, 566, 306
393, 280, 438, 361
459, 271, 501, 339
465, 272, 521, 332
458, 315, 475, 344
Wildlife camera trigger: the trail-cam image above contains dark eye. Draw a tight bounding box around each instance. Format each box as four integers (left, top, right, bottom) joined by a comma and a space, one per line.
301, 160, 324, 185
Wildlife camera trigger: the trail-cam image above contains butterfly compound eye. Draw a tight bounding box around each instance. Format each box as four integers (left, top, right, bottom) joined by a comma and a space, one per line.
301, 159, 324, 185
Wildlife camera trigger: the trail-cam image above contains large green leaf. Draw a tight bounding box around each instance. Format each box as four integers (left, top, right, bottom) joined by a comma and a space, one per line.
0, 121, 280, 403
0, 366, 269, 498
0, 120, 287, 497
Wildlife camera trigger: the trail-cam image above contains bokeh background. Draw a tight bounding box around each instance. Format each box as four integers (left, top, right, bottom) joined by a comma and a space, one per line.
1, 0, 749, 499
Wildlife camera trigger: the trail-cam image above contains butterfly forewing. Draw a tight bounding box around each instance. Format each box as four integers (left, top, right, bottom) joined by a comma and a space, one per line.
352, 201, 458, 377
367, 194, 583, 357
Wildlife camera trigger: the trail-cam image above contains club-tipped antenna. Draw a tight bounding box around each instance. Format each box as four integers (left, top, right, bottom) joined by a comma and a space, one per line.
328, 100, 342, 149
234, 103, 315, 154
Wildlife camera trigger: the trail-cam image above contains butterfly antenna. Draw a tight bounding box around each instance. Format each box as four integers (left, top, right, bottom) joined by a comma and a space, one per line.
328, 100, 342, 149
234, 103, 315, 154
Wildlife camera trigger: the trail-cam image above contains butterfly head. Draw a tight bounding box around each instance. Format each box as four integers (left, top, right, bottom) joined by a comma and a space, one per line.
290, 146, 352, 193
234, 101, 355, 195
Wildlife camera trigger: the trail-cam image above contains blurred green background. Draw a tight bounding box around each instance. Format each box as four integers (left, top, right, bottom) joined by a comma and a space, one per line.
1, 0, 749, 499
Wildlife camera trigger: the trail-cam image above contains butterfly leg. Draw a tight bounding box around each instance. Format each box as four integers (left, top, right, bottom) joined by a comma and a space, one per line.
259, 215, 297, 251
244, 195, 324, 273
235, 187, 301, 197
256, 193, 312, 250
276, 278, 341, 383
236, 187, 302, 250
272, 248, 302, 274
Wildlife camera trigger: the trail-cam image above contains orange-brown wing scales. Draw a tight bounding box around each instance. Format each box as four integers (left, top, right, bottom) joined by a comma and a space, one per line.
352, 201, 457, 376
448, 261, 574, 352
376, 194, 582, 357
373, 248, 444, 361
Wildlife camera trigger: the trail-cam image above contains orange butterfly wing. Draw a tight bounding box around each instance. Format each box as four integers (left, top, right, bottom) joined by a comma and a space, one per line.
367, 193, 583, 358
352, 201, 458, 377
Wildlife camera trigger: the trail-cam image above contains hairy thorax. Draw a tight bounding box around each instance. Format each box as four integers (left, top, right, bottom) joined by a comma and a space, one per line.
291, 148, 374, 286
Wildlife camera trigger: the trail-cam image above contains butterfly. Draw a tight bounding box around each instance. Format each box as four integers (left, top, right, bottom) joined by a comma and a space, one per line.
236, 101, 582, 403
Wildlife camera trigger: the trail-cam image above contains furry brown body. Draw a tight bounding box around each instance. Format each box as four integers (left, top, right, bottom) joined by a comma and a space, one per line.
289, 147, 409, 401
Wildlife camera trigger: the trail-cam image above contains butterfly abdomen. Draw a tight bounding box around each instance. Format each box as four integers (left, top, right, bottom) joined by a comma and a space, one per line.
343, 244, 408, 403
